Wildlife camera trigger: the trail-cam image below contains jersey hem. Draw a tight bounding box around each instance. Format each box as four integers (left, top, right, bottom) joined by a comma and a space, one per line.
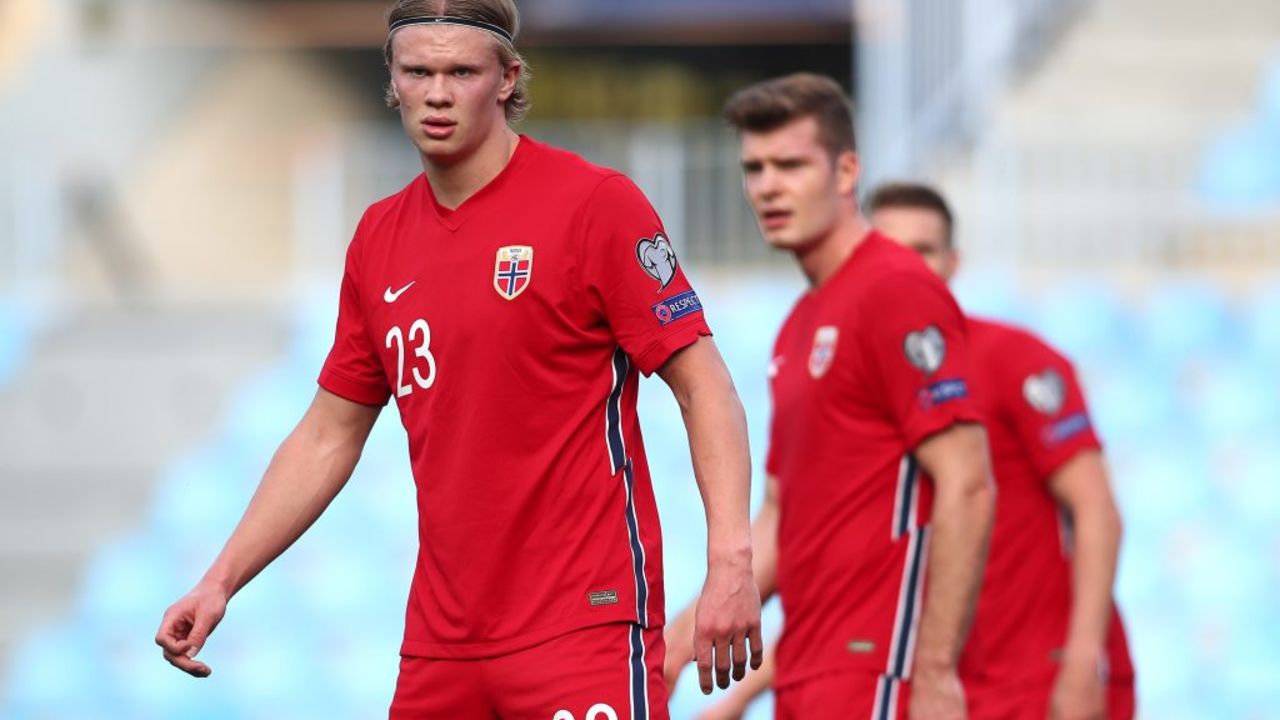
400, 608, 665, 659
318, 368, 390, 407
632, 321, 712, 376
902, 409, 983, 452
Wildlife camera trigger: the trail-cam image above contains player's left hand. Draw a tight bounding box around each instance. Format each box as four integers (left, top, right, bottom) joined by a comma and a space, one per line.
909, 664, 966, 720
693, 556, 763, 694
1049, 653, 1107, 720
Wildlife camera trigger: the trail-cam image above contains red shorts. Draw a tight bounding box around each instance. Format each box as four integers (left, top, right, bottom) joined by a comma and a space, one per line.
966, 674, 1136, 720
774, 672, 909, 720
389, 623, 667, 720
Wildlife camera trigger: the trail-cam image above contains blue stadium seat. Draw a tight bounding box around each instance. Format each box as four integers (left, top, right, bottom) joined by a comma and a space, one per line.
1136, 281, 1235, 364
1028, 281, 1128, 360
1198, 121, 1280, 212
76, 536, 183, 630
0, 298, 29, 388
1259, 53, 1280, 129
2, 623, 110, 717
1244, 281, 1280, 359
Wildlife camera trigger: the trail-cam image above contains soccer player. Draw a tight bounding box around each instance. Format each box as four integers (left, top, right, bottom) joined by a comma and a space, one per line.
153, 1, 764, 717
870, 183, 1135, 720
689, 183, 1136, 720
666, 74, 995, 720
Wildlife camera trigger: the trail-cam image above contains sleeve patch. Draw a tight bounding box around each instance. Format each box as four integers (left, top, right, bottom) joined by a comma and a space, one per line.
903, 325, 946, 375
1023, 368, 1066, 415
635, 233, 678, 291
1042, 411, 1091, 446
918, 378, 969, 409
651, 290, 702, 326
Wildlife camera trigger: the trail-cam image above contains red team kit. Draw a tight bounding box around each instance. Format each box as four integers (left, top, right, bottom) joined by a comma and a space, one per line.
320, 137, 707, 718
318, 137, 1131, 716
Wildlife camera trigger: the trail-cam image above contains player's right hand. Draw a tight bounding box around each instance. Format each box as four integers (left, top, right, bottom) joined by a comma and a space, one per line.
155, 583, 228, 678
693, 560, 764, 695
908, 664, 967, 720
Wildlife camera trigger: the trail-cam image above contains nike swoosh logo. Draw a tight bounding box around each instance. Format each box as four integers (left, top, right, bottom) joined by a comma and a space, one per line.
384, 281, 416, 303
767, 356, 785, 379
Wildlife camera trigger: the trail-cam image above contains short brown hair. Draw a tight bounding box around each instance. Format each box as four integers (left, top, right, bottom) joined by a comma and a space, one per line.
383, 0, 532, 123
722, 73, 856, 158
866, 182, 956, 247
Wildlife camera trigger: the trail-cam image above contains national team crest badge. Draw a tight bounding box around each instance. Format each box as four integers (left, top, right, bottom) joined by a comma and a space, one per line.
808, 326, 839, 379
493, 245, 533, 300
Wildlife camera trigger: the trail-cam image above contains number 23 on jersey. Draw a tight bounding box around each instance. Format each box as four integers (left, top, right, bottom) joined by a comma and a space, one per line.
386, 318, 437, 397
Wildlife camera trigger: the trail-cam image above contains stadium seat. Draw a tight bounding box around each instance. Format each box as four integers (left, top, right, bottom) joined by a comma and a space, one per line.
1259, 54, 1280, 129
1136, 281, 1236, 363
2, 623, 109, 716
1244, 281, 1280, 359
0, 298, 29, 388
1198, 121, 1280, 212
1028, 280, 1128, 360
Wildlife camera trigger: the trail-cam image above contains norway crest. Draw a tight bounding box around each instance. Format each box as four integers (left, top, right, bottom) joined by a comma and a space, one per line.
493, 245, 533, 300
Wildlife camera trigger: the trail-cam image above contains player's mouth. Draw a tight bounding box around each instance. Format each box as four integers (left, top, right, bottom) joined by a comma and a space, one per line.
761, 209, 792, 230
421, 117, 457, 140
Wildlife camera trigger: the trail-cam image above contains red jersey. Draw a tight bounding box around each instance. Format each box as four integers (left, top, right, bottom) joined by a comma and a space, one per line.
318, 137, 710, 658
766, 232, 982, 688
961, 318, 1134, 685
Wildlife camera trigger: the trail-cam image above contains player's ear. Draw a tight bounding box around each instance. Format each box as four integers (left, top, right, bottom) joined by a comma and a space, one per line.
836, 150, 859, 196
498, 59, 520, 103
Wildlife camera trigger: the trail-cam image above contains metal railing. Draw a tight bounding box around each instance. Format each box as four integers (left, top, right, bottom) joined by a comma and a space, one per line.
856, 0, 1088, 186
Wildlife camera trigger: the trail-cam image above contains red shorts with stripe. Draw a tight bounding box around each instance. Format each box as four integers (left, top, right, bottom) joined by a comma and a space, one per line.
389, 622, 667, 720
774, 671, 909, 720
966, 674, 1136, 720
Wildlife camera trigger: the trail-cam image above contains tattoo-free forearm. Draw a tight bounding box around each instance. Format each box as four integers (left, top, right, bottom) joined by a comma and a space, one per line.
913, 424, 994, 672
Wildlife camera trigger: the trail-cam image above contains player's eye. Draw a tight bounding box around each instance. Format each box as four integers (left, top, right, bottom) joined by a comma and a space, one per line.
406, 67, 428, 78
454, 67, 473, 78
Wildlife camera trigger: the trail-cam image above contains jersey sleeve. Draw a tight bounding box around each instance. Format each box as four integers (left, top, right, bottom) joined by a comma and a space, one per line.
1002, 342, 1102, 480
317, 222, 392, 407
579, 175, 712, 376
859, 270, 982, 450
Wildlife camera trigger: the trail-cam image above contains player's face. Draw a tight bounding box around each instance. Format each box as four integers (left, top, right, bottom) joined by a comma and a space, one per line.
872, 206, 958, 281
739, 117, 858, 252
388, 26, 519, 166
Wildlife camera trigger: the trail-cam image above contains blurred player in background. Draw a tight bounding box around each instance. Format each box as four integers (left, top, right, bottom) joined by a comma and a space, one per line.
692, 182, 1136, 720
666, 74, 995, 720
871, 183, 1135, 720
154, 0, 762, 717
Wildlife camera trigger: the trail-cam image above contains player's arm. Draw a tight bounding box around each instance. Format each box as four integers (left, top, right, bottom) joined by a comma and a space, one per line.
155, 388, 380, 677
1047, 450, 1122, 719
666, 471, 779, 693
657, 335, 764, 694
911, 422, 995, 718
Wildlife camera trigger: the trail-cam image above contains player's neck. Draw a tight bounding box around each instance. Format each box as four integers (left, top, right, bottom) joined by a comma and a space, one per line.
796, 211, 870, 289
422, 126, 521, 210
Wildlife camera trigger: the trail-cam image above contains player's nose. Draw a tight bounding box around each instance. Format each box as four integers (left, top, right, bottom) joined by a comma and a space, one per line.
424, 77, 452, 107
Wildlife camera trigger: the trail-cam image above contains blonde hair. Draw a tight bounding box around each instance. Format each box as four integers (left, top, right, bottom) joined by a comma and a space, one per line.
383, 0, 532, 123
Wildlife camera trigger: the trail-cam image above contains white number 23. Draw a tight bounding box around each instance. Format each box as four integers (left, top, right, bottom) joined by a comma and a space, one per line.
553, 705, 618, 720
386, 319, 437, 397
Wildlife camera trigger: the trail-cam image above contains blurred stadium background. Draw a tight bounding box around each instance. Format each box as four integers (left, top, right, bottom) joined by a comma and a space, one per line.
1, 0, 1279, 717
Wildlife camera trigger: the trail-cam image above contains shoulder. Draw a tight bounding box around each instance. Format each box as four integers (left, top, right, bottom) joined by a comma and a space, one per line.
520, 137, 651, 219
863, 234, 952, 297
969, 316, 1071, 369
356, 175, 426, 240
526, 137, 627, 191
